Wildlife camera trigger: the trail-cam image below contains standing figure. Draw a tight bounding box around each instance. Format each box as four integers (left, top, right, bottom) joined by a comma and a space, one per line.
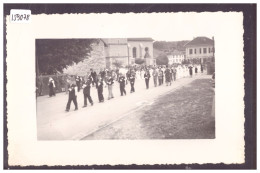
90, 69, 97, 87
140, 69, 145, 80
172, 66, 177, 81
106, 72, 114, 100
152, 68, 158, 87
165, 67, 172, 86
118, 73, 127, 96
161, 66, 165, 84
96, 75, 104, 103
112, 70, 117, 81
99, 68, 106, 81
82, 76, 94, 107
195, 66, 198, 75
129, 71, 136, 93
48, 77, 56, 97
149, 68, 153, 78
144, 70, 150, 89
126, 69, 131, 81
200, 64, 204, 73
158, 69, 163, 86
75, 76, 81, 92
65, 84, 78, 111
189, 65, 193, 77
136, 70, 141, 80
169, 67, 173, 82
36, 75, 43, 96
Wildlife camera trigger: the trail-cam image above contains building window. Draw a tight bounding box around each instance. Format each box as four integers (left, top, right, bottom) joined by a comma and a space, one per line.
189, 49, 193, 54
199, 48, 202, 54
203, 48, 207, 54
133, 47, 137, 58
208, 47, 211, 53
194, 49, 197, 54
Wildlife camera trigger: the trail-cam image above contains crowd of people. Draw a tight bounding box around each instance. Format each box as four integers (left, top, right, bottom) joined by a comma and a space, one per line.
46, 64, 205, 112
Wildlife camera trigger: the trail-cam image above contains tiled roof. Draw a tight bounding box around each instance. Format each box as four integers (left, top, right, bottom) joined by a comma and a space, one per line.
185, 37, 214, 47
127, 38, 154, 42
167, 50, 185, 56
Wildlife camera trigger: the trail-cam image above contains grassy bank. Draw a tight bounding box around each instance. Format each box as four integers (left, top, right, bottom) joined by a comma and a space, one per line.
140, 78, 215, 139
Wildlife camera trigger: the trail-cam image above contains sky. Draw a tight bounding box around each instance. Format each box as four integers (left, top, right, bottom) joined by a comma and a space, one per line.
32, 12, 240, 42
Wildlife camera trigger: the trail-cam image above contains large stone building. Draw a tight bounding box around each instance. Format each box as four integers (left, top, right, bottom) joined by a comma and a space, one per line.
184, 36, 214, 61
63, 38, 155, 75
104, 38, 155, 68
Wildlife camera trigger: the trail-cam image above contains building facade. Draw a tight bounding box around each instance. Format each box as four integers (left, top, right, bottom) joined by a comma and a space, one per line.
63, 38, 156, 75
104, 38, 156, 68
184, 37, 214, 61
167, 50, 185, 65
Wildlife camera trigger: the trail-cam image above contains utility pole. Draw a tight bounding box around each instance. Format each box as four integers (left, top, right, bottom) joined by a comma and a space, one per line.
127, 43, 131, 69
212, 36, 215, 62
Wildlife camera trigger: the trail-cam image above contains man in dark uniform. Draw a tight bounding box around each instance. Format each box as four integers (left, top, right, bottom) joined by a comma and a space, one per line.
48, 77, 56, 97
106, 71, 114, 100
189, 65, 193, 78
118, 73, 127, 96
126, 69, 131, 81
129, 70, 136, 93
82, 75, 94, 107
66, 84, 78, 111
90, 69, 97, 87
165, 66, 171, 86
99, 68, 106, 81
96, 74, 104, 103
144, 70, 150, 89
200, 64, 204, 73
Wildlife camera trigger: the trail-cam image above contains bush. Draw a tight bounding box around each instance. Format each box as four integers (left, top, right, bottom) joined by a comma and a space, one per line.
135, 58, 145, 65
156, 54, 169, 65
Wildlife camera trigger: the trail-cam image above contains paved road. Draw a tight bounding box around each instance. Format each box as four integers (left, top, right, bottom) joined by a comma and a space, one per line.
37, 73, 207, 140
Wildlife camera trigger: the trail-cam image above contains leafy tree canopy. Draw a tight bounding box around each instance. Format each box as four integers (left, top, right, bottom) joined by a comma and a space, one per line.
36, 39, 97, 75
112, 60, 123, 68
156, 54, 169, 65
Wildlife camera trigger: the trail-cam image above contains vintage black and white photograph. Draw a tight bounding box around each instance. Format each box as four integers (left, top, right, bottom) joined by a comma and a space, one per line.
5, 4, 249, 166
36, 37, 215, 140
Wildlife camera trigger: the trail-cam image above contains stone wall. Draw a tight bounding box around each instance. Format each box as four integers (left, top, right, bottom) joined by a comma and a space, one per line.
63, 40, 106, 76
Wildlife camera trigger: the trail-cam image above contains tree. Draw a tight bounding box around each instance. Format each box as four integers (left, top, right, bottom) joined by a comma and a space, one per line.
112, 60, 123, 68
36, 39, 97, 75
156, 54, 169, 65
135, 58, 145, 65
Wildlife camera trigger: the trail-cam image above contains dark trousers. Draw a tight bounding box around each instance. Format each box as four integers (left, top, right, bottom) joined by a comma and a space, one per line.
66, 96, 78, 110
38, 84, 43, 96
97, 87, 104, 101
145, 79, 149, 89
173, 73, 176, 81
153, 77, 157, 87
84, 93, 93, 106
162, 76, 164, 84
159, 79, 162, 86
49, 87, 55, 96
130, 82, 135, 92
120, 85, 126, 95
